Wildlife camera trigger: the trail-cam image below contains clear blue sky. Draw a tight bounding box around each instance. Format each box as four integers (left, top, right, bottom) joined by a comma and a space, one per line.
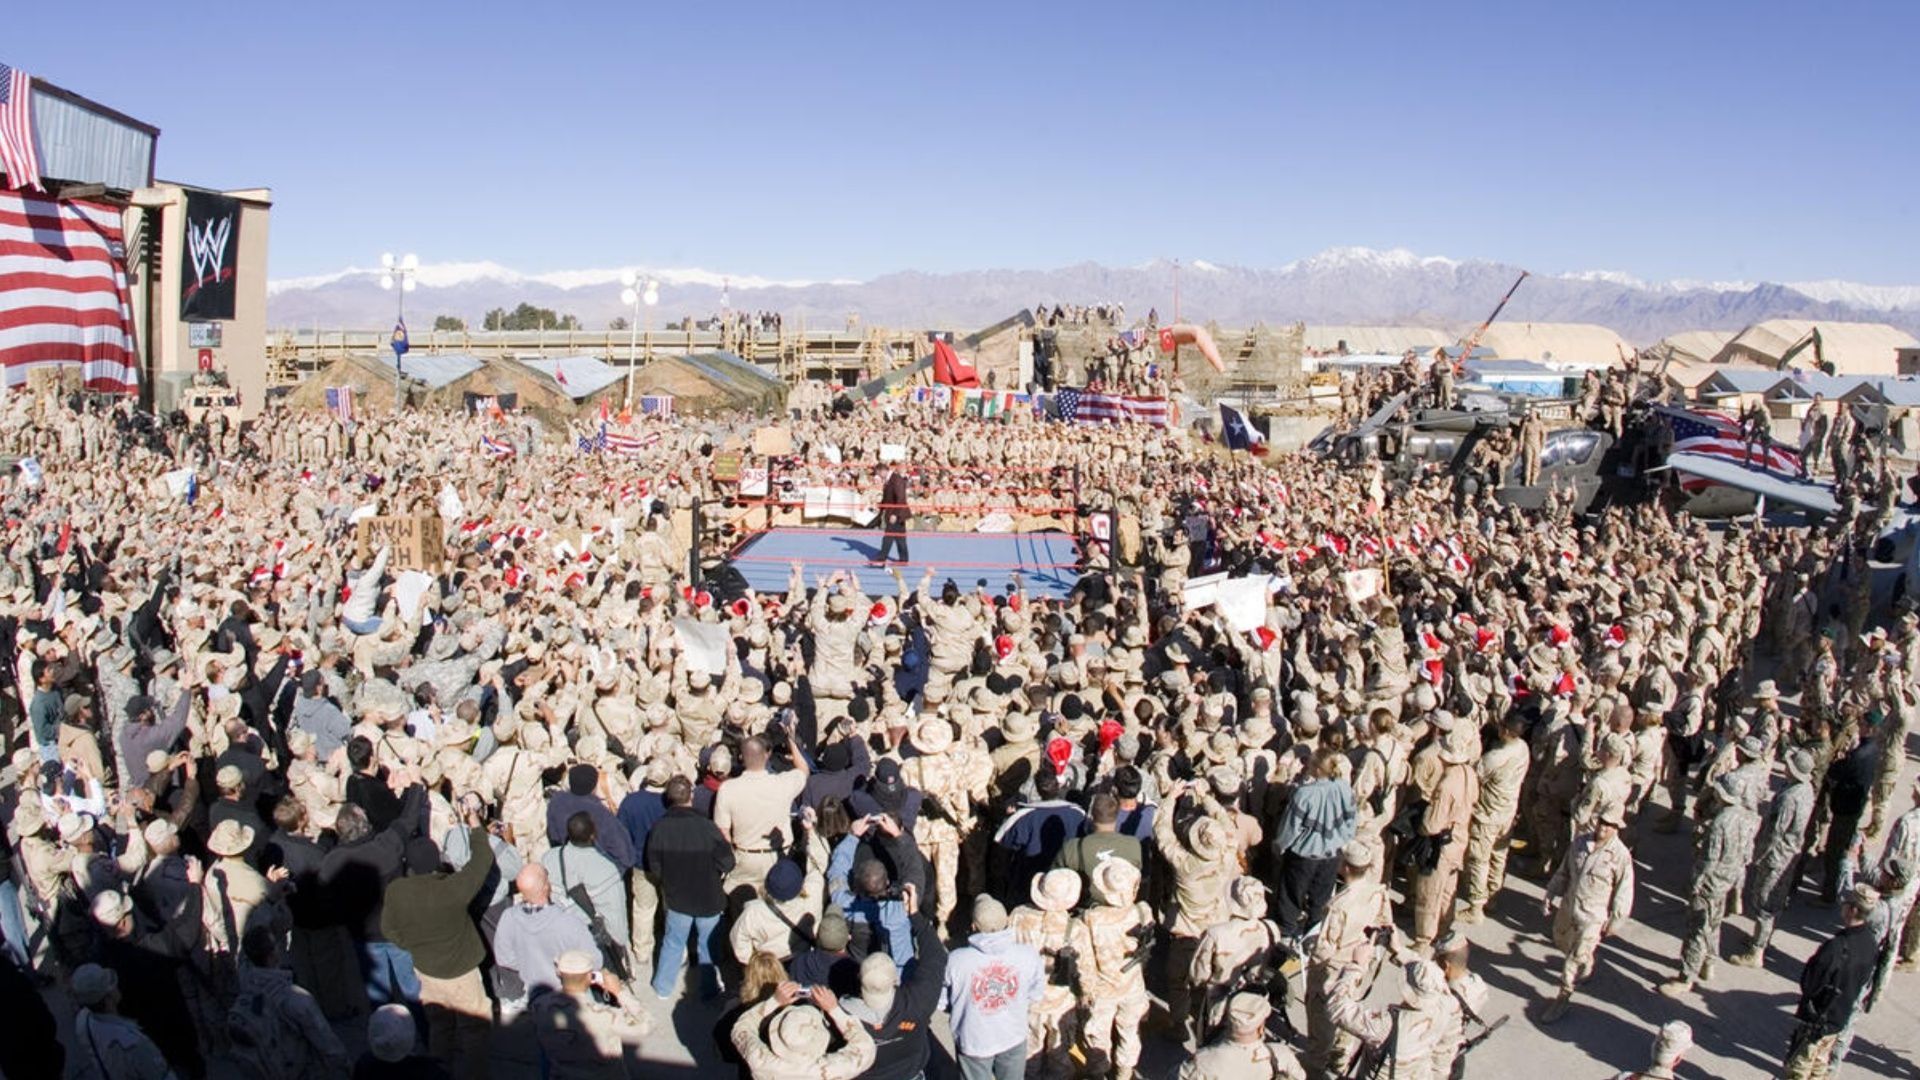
17, 0, 1918, 284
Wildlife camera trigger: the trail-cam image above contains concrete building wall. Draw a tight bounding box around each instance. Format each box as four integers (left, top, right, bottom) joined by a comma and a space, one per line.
129, 185, 272, 417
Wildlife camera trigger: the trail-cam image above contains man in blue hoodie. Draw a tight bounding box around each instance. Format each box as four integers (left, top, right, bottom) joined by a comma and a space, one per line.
940, 894, 1043, 1080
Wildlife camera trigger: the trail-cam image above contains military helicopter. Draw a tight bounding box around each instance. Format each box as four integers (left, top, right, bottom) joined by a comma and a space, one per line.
1310, 386, 1620, 512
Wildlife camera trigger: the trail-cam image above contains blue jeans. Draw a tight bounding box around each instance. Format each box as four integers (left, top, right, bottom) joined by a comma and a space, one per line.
650, 909, 720, 999
0, 878, 30, 969
359, 939, 422, 1008
957, 1043, 1026, 1080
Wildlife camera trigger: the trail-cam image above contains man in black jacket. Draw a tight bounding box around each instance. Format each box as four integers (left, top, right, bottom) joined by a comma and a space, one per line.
1821, 729, 1879, 904
91, 886, 207, 1078
848, 915, 949, 1080
1784, 884, 1882, 1079
875, 467, 910, 564
647, 775, 734, 1001
320, 790, 426, 1011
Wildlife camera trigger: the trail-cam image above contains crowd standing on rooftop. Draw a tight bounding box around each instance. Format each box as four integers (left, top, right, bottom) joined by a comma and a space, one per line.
0, 364, 1917, 1080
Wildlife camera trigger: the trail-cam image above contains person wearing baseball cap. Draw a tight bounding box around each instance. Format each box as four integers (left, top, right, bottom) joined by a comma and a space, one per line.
70, 962, 177, 1079
1783, 884, 1883, 1078
1180, 990, 1306, 1078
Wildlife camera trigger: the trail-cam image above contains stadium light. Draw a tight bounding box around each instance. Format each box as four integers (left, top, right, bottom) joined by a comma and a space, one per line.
379, 253, 419, 409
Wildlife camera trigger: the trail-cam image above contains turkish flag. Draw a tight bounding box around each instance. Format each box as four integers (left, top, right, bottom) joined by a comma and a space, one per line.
931, 339, 981, 388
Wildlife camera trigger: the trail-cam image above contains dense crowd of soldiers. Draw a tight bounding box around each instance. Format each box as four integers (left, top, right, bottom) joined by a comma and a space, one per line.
0, 380, 1916, 1079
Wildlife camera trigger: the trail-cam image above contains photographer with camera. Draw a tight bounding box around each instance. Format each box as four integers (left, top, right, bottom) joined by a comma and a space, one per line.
730, 979, 875, 1080
826, 813, 921, 970
531, 949, 654, 1077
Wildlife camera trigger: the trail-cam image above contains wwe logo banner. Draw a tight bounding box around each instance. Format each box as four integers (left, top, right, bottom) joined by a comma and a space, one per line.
179, 191, 241, 320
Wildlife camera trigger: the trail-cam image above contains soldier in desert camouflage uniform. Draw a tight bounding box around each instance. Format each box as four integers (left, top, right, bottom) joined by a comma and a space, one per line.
1458, 712, 1529, 924
1008, 869, 1082, 1080
1188, 876, 1287, 1039
1178, 992, 1306, 1080
1540, 809, 1634, 1024
1154, 787, 1240, 1043
1071, 859, 1154, 1080
901, 712, 990, 927
1304, 840, 1395, 1080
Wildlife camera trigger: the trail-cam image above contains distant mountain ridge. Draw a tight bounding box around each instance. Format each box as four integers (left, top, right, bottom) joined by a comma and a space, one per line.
266, 247, 1920, 344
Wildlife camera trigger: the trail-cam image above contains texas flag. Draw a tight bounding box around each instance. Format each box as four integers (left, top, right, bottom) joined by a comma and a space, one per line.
931, 338, 980, 389
1219, 403, 1267, 454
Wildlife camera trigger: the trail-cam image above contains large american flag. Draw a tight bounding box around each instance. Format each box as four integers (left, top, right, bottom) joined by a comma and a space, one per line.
1056, 385, 1172, 427
0, 64, 41, 192
0, 191, 140, 392
1662, 406, 1800, 492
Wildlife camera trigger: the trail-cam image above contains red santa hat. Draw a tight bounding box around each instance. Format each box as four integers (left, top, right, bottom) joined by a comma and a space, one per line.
1548, 623, 1572, 647
1423, 657, 1445, 686
564, 571, 587, 591
1045, 736, 1074, 776
1254, 626, 1278, 651
1553, 671, 1577, 698
1603, 624, 1628, 648
1007, 594, 1022, 613
1420, 630, 1445, 655
868, 602, 891, 628
1474, 625, 1498, 653
1445, 553, 1473, 575
729, 598, 752, 618
1097, 719, 1124, 754
504, 566, 527, 589
694, 590, 713, 609
994, 634, 1015, 660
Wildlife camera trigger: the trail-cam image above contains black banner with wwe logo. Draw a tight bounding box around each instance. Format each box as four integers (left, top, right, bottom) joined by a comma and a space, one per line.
180, 191, 240, 320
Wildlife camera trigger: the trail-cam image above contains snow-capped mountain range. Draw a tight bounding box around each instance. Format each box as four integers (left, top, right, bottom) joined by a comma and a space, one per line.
265, 247, 1920, 343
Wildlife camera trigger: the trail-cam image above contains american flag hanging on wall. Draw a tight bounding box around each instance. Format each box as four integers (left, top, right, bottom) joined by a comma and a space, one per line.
1055, 385, 1171, 427
0, 190, 140, 393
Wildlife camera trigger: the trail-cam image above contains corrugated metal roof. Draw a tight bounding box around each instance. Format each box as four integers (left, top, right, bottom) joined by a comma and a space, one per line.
1697, 370, 1790, 395
1478, 323, 1632, 368
1847, 379, 1920, 407
1715, 320, 1919, 376
1465, 359, 1557, 376
399, 353, 484, 389
685, 351, 784, 389
1771, 372, 1878, 400
519, 355, 624, 399
29, 83, 155, 191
